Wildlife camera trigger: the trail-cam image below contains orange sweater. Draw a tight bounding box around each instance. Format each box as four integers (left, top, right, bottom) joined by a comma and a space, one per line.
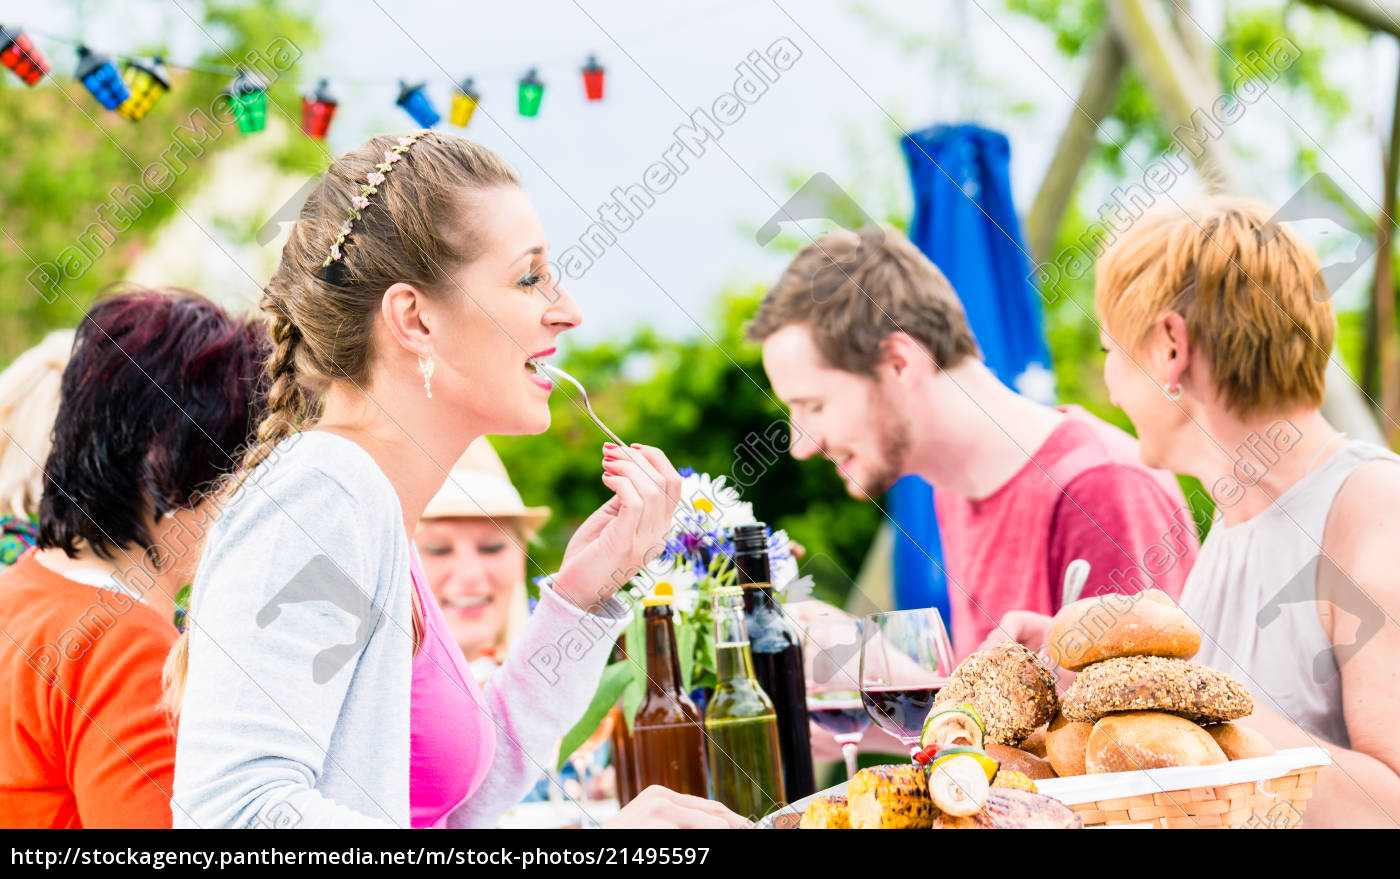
0, 552, 177, 828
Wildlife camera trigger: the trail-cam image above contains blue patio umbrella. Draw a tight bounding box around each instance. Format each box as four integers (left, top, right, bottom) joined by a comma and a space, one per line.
888, 123, 1054, 623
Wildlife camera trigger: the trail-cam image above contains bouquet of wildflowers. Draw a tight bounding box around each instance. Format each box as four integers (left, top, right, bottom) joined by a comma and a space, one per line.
555, 468, 811, 765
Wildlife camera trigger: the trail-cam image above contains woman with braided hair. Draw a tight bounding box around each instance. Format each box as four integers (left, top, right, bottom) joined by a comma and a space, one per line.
167, 132, 743, 829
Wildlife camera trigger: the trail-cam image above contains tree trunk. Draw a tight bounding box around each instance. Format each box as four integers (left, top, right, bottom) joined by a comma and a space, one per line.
1373, 52, 1400, 445
1105, 0, 1244, 193
1025, 32, 1127, 266
1303, 0, 1400, 38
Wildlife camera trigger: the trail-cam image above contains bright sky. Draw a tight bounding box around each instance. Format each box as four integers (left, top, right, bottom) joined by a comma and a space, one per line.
6, 0, 1396, 342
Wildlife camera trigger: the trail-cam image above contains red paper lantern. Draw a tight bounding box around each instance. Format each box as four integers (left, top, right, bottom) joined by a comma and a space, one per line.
301, 78, 337, 140
0, 25, 50, 86
582, 55, 604, 101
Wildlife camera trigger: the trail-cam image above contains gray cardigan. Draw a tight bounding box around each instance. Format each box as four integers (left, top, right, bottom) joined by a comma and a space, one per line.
172, 431, 629, 828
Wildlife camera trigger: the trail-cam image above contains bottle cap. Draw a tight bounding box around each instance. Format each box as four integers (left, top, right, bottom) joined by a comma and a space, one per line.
642, 582, 675, 607
731, 522, 769, 554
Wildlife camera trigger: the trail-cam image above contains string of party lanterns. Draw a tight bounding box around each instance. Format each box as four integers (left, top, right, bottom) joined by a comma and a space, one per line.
1, 23, 608, 138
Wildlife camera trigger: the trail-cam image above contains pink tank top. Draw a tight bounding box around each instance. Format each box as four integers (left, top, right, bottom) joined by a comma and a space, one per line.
409, 548, 497, 828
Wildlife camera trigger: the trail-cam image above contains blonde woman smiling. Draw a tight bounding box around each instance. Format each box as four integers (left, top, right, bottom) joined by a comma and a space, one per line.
170, 132, 743, 830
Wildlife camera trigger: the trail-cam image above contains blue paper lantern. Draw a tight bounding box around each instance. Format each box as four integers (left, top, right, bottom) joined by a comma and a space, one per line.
74, 45, 129, 110
396, 80, 439, 128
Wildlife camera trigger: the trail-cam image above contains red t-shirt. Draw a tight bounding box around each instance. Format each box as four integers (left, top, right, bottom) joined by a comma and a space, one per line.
0, 552, 177, 828
934, 406, 1198, 659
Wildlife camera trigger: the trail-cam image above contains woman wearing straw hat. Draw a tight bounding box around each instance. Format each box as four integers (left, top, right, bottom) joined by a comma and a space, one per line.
415, 439, 548, 681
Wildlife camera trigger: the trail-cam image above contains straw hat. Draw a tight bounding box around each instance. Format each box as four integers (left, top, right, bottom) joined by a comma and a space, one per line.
422, 438, 551, 536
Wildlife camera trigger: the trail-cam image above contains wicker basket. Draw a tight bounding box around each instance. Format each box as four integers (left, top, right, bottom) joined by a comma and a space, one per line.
1036, 746, 1331, 829
760, 746, 1331, 829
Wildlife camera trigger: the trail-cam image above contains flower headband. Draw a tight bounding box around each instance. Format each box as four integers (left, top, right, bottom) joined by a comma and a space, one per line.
320, 130, 431, 282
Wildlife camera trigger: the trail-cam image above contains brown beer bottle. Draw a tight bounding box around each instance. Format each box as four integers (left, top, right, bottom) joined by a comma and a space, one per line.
629, 583, 709, 796
607, 639, 640, 805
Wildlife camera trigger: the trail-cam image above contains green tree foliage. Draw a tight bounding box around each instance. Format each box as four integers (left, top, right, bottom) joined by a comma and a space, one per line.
0, 0, 317, 361
493, 287, 883, 606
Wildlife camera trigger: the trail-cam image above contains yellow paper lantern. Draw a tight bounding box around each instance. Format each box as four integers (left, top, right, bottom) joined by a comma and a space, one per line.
117, 55, 171, 121
450, 77, 479, 127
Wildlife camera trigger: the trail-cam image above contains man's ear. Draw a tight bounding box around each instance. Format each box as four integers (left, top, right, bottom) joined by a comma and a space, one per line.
877, 332, 929, 382
381, 282, 434, 359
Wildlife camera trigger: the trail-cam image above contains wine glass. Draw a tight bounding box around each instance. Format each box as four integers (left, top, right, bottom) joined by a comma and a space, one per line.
803, 616, 871, 781
859, 609, 955, 760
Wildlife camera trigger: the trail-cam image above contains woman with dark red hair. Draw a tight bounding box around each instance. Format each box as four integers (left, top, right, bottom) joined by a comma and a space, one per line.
0, 287, 267, 828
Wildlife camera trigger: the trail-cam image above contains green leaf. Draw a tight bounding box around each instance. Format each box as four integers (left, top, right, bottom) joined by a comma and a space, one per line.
677, 622, 696, 693
621, 666, 646, 733
620, 610, 648, 732
556, 660, 631, 771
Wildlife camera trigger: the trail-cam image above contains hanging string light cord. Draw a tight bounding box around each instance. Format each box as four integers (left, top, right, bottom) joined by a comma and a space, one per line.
16, 0, 750, 84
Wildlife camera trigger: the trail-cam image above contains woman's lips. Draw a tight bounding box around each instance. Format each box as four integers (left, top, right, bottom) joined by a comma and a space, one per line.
525, 347, 556, 391
443, 595, 493, 620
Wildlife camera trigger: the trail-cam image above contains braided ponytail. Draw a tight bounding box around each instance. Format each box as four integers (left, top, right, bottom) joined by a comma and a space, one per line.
163, 133, 515, 714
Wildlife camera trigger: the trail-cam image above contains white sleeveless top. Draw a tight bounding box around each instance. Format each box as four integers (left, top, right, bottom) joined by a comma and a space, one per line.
1179, 439, 1400, 748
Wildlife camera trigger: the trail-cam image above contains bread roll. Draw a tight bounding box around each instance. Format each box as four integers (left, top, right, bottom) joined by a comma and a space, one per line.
1049, 589, 1201, 671
985, 743, 1057, 780
936, 641, 1059, 746
1020, 724, 1048, 758
1044, 712, 1092, 777
1085, 711, 1227, 773
1204, 722, 1275, 760
1061, 655, 1253, 724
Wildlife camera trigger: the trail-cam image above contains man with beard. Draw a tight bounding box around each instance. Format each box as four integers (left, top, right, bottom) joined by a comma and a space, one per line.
748, 224, 1197, 659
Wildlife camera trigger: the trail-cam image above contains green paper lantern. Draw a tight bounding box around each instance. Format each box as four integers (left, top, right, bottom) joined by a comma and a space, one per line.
517, 68, 544, 118
227, 68, 268, 135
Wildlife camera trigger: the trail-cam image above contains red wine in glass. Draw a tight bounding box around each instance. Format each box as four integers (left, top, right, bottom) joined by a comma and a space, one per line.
859, 608, 955, 760
860, 684, 944, 742
807, 700, 871, 738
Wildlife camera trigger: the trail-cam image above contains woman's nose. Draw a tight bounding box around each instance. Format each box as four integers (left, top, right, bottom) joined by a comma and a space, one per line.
543, 273, 583, 331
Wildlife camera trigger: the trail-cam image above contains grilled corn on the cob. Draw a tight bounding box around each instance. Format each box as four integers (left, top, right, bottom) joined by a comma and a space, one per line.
847, 764, 937, 829
991, 769, 1038, 793
798, 795, 850, 829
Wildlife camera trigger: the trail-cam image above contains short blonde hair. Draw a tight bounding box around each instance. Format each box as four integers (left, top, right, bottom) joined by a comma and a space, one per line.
0, 329, 75, 518
1095, 195, 1334, 416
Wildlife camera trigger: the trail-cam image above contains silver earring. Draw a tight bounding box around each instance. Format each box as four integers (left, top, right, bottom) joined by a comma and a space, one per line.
419, 356, 435, 399
1163, 382, 1182, 400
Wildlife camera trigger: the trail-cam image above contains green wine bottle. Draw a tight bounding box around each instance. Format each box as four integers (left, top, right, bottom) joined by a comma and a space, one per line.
703, 585, 787, 821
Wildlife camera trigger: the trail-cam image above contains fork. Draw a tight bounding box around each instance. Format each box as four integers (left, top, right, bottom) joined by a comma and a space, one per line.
530, 359, 628, 449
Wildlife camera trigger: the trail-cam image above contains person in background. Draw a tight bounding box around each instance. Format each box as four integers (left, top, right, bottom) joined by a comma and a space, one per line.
747, 223, 1199, 660
0, 329, 74, 567
1093, 195, 1400, 828
415, 437, 547, 682
0, 289, 267, 828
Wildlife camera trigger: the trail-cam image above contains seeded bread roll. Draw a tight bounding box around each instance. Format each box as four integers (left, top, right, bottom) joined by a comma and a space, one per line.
1049, 589, 1201, 671
935, 641, 1059, 746
1204, 722, 1276, 760
1061, 655, 1253, 724
1086, 711, 1228, 773
1044, 712, 1092, 777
